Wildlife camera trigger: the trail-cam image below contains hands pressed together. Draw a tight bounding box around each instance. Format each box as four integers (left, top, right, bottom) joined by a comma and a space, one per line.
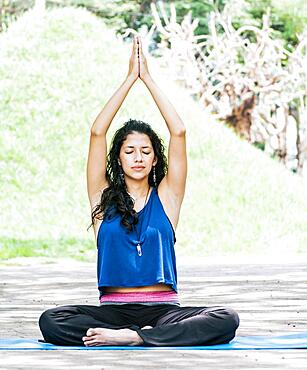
127, 36, 150, 83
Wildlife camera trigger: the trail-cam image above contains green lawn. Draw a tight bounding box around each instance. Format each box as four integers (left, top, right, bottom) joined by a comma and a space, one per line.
0, 6, 306, 261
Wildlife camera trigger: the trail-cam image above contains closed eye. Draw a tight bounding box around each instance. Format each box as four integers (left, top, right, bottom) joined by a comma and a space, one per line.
125, 151, 151, 155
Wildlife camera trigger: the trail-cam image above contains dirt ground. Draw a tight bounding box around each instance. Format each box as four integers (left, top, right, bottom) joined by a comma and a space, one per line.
0, 256, 307, 369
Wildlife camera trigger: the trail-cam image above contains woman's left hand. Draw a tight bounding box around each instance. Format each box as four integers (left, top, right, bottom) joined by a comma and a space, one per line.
138, 36, 151, 81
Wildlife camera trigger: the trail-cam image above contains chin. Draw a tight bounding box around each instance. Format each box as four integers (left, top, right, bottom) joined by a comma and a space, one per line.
128, 173, 148, 181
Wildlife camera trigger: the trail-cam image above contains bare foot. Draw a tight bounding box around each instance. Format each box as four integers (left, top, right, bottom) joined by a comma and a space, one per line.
82, 328, 144, 347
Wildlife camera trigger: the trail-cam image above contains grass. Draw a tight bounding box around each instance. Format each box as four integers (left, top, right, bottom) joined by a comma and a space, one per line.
0, 6, 306, 261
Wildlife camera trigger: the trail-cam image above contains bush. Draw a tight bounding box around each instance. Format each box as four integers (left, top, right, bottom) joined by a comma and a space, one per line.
2, 1, 306, 49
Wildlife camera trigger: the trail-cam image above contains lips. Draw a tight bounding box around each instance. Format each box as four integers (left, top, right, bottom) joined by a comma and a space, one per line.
131, 166, 145, 171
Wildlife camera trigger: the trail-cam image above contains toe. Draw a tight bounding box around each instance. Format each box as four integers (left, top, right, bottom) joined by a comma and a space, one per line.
86, 328, 95, 336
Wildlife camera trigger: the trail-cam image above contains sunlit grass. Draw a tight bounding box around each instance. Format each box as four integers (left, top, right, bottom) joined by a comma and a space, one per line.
0, 6, 306, 261
0, 237, 95, 261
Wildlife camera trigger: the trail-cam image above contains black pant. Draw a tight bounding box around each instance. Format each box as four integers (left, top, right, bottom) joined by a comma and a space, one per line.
39, 303, 239, 347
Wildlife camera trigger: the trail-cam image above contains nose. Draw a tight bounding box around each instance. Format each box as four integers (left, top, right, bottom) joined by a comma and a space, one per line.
134, 150, 143, 162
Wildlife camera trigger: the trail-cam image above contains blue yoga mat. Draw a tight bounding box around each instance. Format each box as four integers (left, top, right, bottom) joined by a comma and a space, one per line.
1, 334, 307, 350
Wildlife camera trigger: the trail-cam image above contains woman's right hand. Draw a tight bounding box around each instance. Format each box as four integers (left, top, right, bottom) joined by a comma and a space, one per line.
127, 36, 139, 82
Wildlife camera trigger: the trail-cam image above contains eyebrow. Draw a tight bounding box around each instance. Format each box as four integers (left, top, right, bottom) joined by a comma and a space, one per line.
125, 145, 152, 149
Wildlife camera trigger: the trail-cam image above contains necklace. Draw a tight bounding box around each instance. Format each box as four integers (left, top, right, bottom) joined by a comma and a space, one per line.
135, 186, 150, 257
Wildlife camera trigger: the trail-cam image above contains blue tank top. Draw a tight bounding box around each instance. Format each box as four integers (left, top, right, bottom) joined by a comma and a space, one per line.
96, 187, 178, 296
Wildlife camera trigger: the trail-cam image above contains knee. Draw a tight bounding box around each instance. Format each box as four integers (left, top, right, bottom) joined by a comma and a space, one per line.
39, 308, 55, 327
207, 306, 239, 330
223, 307, 240, 332
38, 307, 60, 340
203, 306, 239, 344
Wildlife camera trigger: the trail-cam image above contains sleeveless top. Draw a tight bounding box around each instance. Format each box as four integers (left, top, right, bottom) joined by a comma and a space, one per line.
96, 187, 178, 298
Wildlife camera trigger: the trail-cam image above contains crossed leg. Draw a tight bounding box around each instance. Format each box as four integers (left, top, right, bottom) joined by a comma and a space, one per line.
39, 304, 143, 346
39, 304, 239, 347
136, 305, 240, 346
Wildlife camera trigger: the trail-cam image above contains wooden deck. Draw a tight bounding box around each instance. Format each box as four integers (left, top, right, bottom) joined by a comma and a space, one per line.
0, 258, 306, 369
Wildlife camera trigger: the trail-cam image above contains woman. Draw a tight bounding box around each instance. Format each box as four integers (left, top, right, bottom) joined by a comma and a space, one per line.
39, 36, 239, 347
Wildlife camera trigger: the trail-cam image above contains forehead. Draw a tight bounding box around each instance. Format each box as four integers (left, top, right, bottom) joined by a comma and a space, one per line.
122, 132, 152, 147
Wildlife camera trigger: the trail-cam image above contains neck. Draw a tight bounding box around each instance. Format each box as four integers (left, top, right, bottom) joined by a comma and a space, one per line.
126, 179, 150, 200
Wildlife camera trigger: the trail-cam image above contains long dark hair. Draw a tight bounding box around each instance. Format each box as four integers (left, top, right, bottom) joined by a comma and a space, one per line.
90, 119, 168, 232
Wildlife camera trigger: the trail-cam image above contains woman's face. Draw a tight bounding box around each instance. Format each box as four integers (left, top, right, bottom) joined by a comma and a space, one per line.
119, 132, 157, 182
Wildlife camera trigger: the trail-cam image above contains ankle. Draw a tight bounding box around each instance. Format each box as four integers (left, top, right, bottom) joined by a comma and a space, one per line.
130, 331, 144, 346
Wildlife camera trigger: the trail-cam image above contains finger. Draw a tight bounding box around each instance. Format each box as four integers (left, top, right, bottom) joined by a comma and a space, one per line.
138, 36, 143, 52
131, 37, 137, 57
136, 36, 140, 54
135, 35, 139, 47
133, 38, 139, 57
132, 37, 136, 52
139, 41, 146, 61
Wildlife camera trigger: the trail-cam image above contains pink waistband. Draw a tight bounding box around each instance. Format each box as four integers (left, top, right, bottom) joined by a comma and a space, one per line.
100, 290, 179, 304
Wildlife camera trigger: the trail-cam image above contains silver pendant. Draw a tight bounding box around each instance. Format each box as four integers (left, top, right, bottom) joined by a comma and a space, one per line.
136, 243, 142, 256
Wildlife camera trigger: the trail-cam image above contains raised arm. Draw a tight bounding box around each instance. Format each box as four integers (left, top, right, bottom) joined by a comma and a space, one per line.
138, 37, 187, 204
87, 38, 139, 205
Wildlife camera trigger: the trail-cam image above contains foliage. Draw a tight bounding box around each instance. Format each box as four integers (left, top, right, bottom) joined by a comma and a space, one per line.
151, 2, 307, 174
1, 1, 306, 49
245, 0, 307, 49
0, 0, 34, 32
0, 9, 307, 259
0, 7, 120, 258
0, 7, 306, 260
